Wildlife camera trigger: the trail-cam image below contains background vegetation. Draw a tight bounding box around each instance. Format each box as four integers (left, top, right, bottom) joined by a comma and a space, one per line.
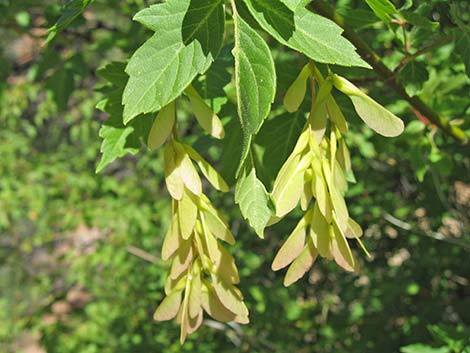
1, 0, 469, 352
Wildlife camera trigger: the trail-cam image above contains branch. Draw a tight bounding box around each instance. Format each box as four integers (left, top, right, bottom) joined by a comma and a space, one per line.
309, 0, 469, 145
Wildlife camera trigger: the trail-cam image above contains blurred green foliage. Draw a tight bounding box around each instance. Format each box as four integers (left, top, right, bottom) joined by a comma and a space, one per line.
1, 0, 469, 352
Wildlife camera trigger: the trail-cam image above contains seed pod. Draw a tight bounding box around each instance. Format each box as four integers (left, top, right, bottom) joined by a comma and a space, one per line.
185, 84, 225, 139
332, 74, 404, 137
147, 101, 175, 150
331, 215, 356, 272
272, 209, 312, 271
173, 142, 202, 195
183, 144, 229, 192
272, 152, 312, 217
178, 190, 198, 239
325, 96, 348, 134
201, 281, 237, 322
153, 289, 183, 321
310, 203, 332, 258
283, 237, 318, 286
164, 142, 184, 200
284, 64, 312, 113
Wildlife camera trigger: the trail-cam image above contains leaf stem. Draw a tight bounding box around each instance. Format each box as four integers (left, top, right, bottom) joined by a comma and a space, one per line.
309, 0, 469, 145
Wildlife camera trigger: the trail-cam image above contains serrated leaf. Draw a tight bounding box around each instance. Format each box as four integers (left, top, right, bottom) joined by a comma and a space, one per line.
46, 0, 94, 44
398, 60, 429, 96
123, 0, 224, 123
243, 0, 370, 68
235, 165, 273, 237
96, 62, 154, 173
365, 0, 397, 22
96, 125, 138, 173
154, 290, 183, 321
333, 74, 404, 137
182, 0, 225, 57
233, 11, 276, 169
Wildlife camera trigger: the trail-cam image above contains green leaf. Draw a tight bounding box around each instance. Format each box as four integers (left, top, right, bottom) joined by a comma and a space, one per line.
123, 0, 224, 123
364, 0, 397, 22
235, 164, 274, 238
45, 66, 75, 110
182, 0, 225, 57
243, 0, 370, 68
96, 125, 137, 173
95, 62, 154, 173
455, 29, 470, 77
232, 11, 276, 170
46, 0, 93, 44
400, 344, 449, 353
332, 74, 404, 137
398, 60, 429, 96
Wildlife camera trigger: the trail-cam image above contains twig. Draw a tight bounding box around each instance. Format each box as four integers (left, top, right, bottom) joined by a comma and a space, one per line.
309, 0, 469, 146
394, 35, 454, 72
383, 212, 470, 251
126, 245, 160, 264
